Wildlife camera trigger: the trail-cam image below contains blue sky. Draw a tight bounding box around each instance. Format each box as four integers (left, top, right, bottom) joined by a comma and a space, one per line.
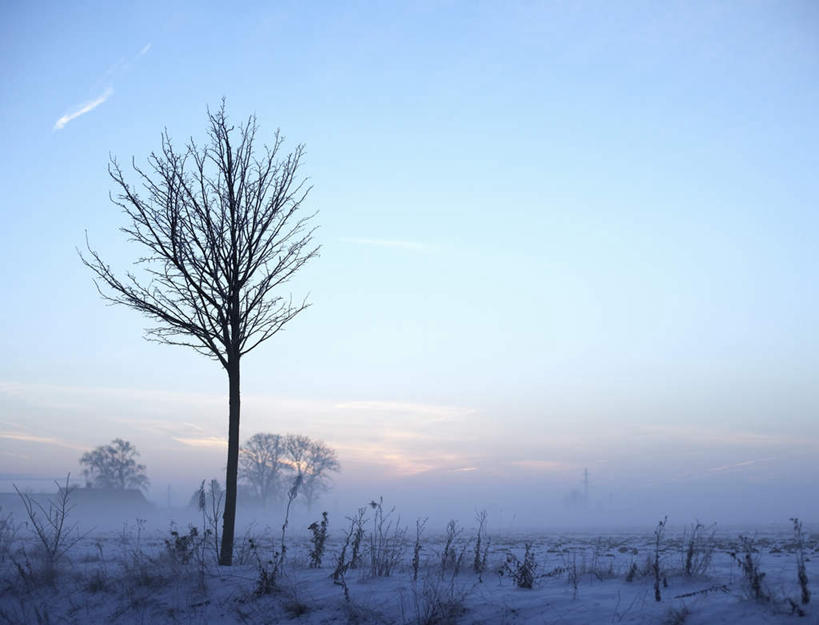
1, 1, 817, 524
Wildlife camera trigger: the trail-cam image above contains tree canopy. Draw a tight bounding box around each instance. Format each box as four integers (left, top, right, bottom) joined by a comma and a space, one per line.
80, 438, 149, 491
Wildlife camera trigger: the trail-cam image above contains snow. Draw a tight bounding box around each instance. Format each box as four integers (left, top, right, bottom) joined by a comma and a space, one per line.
1, 512, 817, 624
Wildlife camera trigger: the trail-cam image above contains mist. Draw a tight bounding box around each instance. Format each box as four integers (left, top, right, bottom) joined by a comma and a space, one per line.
3, 380, 816, 531
1, 2, 818, 622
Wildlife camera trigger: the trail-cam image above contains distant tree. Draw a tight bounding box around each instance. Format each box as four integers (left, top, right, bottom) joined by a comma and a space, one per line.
80, 102, 318, 565
284, 433, 312, 473
80, 438, 149, 491
239, 433, 292, 506
284, 434, 340, 510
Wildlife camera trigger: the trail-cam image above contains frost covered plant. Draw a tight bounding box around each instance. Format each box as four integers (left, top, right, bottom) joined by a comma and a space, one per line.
277, 472, 302, 574
412, 518, 427, 582
653, 516, 667, 602
730, 536, 769, 602
625, 561, 638, 582
503, 543, 536, 589
163, 523, 209, 589
0, 507, 18, 564
408, 574, 468, 625
164, 524, 202, 565
681, 521, 715, 577
14, 474, 83, 578
440, 520, 461, 573
248, 538, 282, 596
348, 507, 366, 570
308, 511, 329, 568
333, 516, 357, 601
196, 479, 224, 563
565, 550, 579, 598
438, 520, 469, 577
791, 517, 810, 605
368, 497, 406, 577
472, 510, 489, 580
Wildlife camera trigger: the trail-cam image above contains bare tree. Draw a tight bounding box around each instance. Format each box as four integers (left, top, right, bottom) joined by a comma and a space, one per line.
239, 432, 292, 506
81, 102, 318, 565
285, 434, 340, 510
80, 438, 149, 491
284, 433, 312, 472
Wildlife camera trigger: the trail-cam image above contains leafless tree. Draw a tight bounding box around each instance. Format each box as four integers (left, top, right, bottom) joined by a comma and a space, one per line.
80, 438, 149, 491
285, 434, 340, 510
81, 102, 318, 565
239, 432, 292, 506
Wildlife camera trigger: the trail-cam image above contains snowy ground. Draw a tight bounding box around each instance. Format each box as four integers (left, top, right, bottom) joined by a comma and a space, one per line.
1, 507, 817, 624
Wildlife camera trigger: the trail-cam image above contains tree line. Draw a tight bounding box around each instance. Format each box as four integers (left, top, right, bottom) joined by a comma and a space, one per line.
79, 434, 339, 510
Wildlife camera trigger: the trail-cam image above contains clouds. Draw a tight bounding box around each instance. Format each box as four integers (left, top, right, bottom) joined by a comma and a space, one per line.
0, 381, 482, 480
2, 379, 817, 521
53, 87, 113, 131
52, 41, 151, 131
173, 436, 227, 448
0, 430, 85, 450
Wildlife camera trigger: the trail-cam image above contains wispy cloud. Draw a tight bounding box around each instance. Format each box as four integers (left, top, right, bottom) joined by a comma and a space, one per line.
53, 87, 113, 131
633, 424, 819, 450
339, 237, 432, 253
52, 41, 151, 132
173, 437, 227, 448
706, 457, 775, 473
0, 431, 85, 450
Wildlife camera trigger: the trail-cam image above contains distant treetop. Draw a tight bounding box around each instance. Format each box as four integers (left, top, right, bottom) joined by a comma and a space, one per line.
79, 438, 149, 492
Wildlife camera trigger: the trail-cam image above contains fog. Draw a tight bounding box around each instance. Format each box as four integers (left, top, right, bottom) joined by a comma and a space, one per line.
2, 0, 818, 546
2, 381, 816, 532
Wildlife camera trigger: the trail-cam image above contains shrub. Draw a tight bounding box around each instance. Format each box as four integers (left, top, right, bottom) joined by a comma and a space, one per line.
164, 525, 202, 565
730, 536, 769, 602
84, 566, 112, 593
195, 479, 223, 563
308, 511, 328, 568
440, 520, 462, 574
681, 521, 715, 577
625, 561, 638, 582
503, 543, 536, 589
349, 507, 366, 570
0, 507, 18, 564
367, 498, 406, 578
472, 510, 489, 579
412, 518, 427, 582
653, 516, 667, 602
791, 517, 810, 606
407, 574, 468, 625
565, 550, 579, 598
247, 537, 282, 596
13, 474, 84, 582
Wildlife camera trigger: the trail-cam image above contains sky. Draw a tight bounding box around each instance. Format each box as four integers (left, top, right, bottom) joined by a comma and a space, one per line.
0, 1, 818, 527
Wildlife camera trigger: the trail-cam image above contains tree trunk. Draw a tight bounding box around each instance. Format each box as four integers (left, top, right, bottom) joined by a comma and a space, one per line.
219, 359, 241, 565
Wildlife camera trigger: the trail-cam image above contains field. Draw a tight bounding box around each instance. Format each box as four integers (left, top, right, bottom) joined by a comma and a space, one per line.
1, 496, 816, 625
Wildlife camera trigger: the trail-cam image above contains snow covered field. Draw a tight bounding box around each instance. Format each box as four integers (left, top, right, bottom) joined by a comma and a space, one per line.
1, 503, 816, 625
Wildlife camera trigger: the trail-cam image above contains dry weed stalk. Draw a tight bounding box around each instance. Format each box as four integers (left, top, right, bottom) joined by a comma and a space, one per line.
791, 517, 810, 606
653, 516, 667, 602
14, 474, 84, 579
